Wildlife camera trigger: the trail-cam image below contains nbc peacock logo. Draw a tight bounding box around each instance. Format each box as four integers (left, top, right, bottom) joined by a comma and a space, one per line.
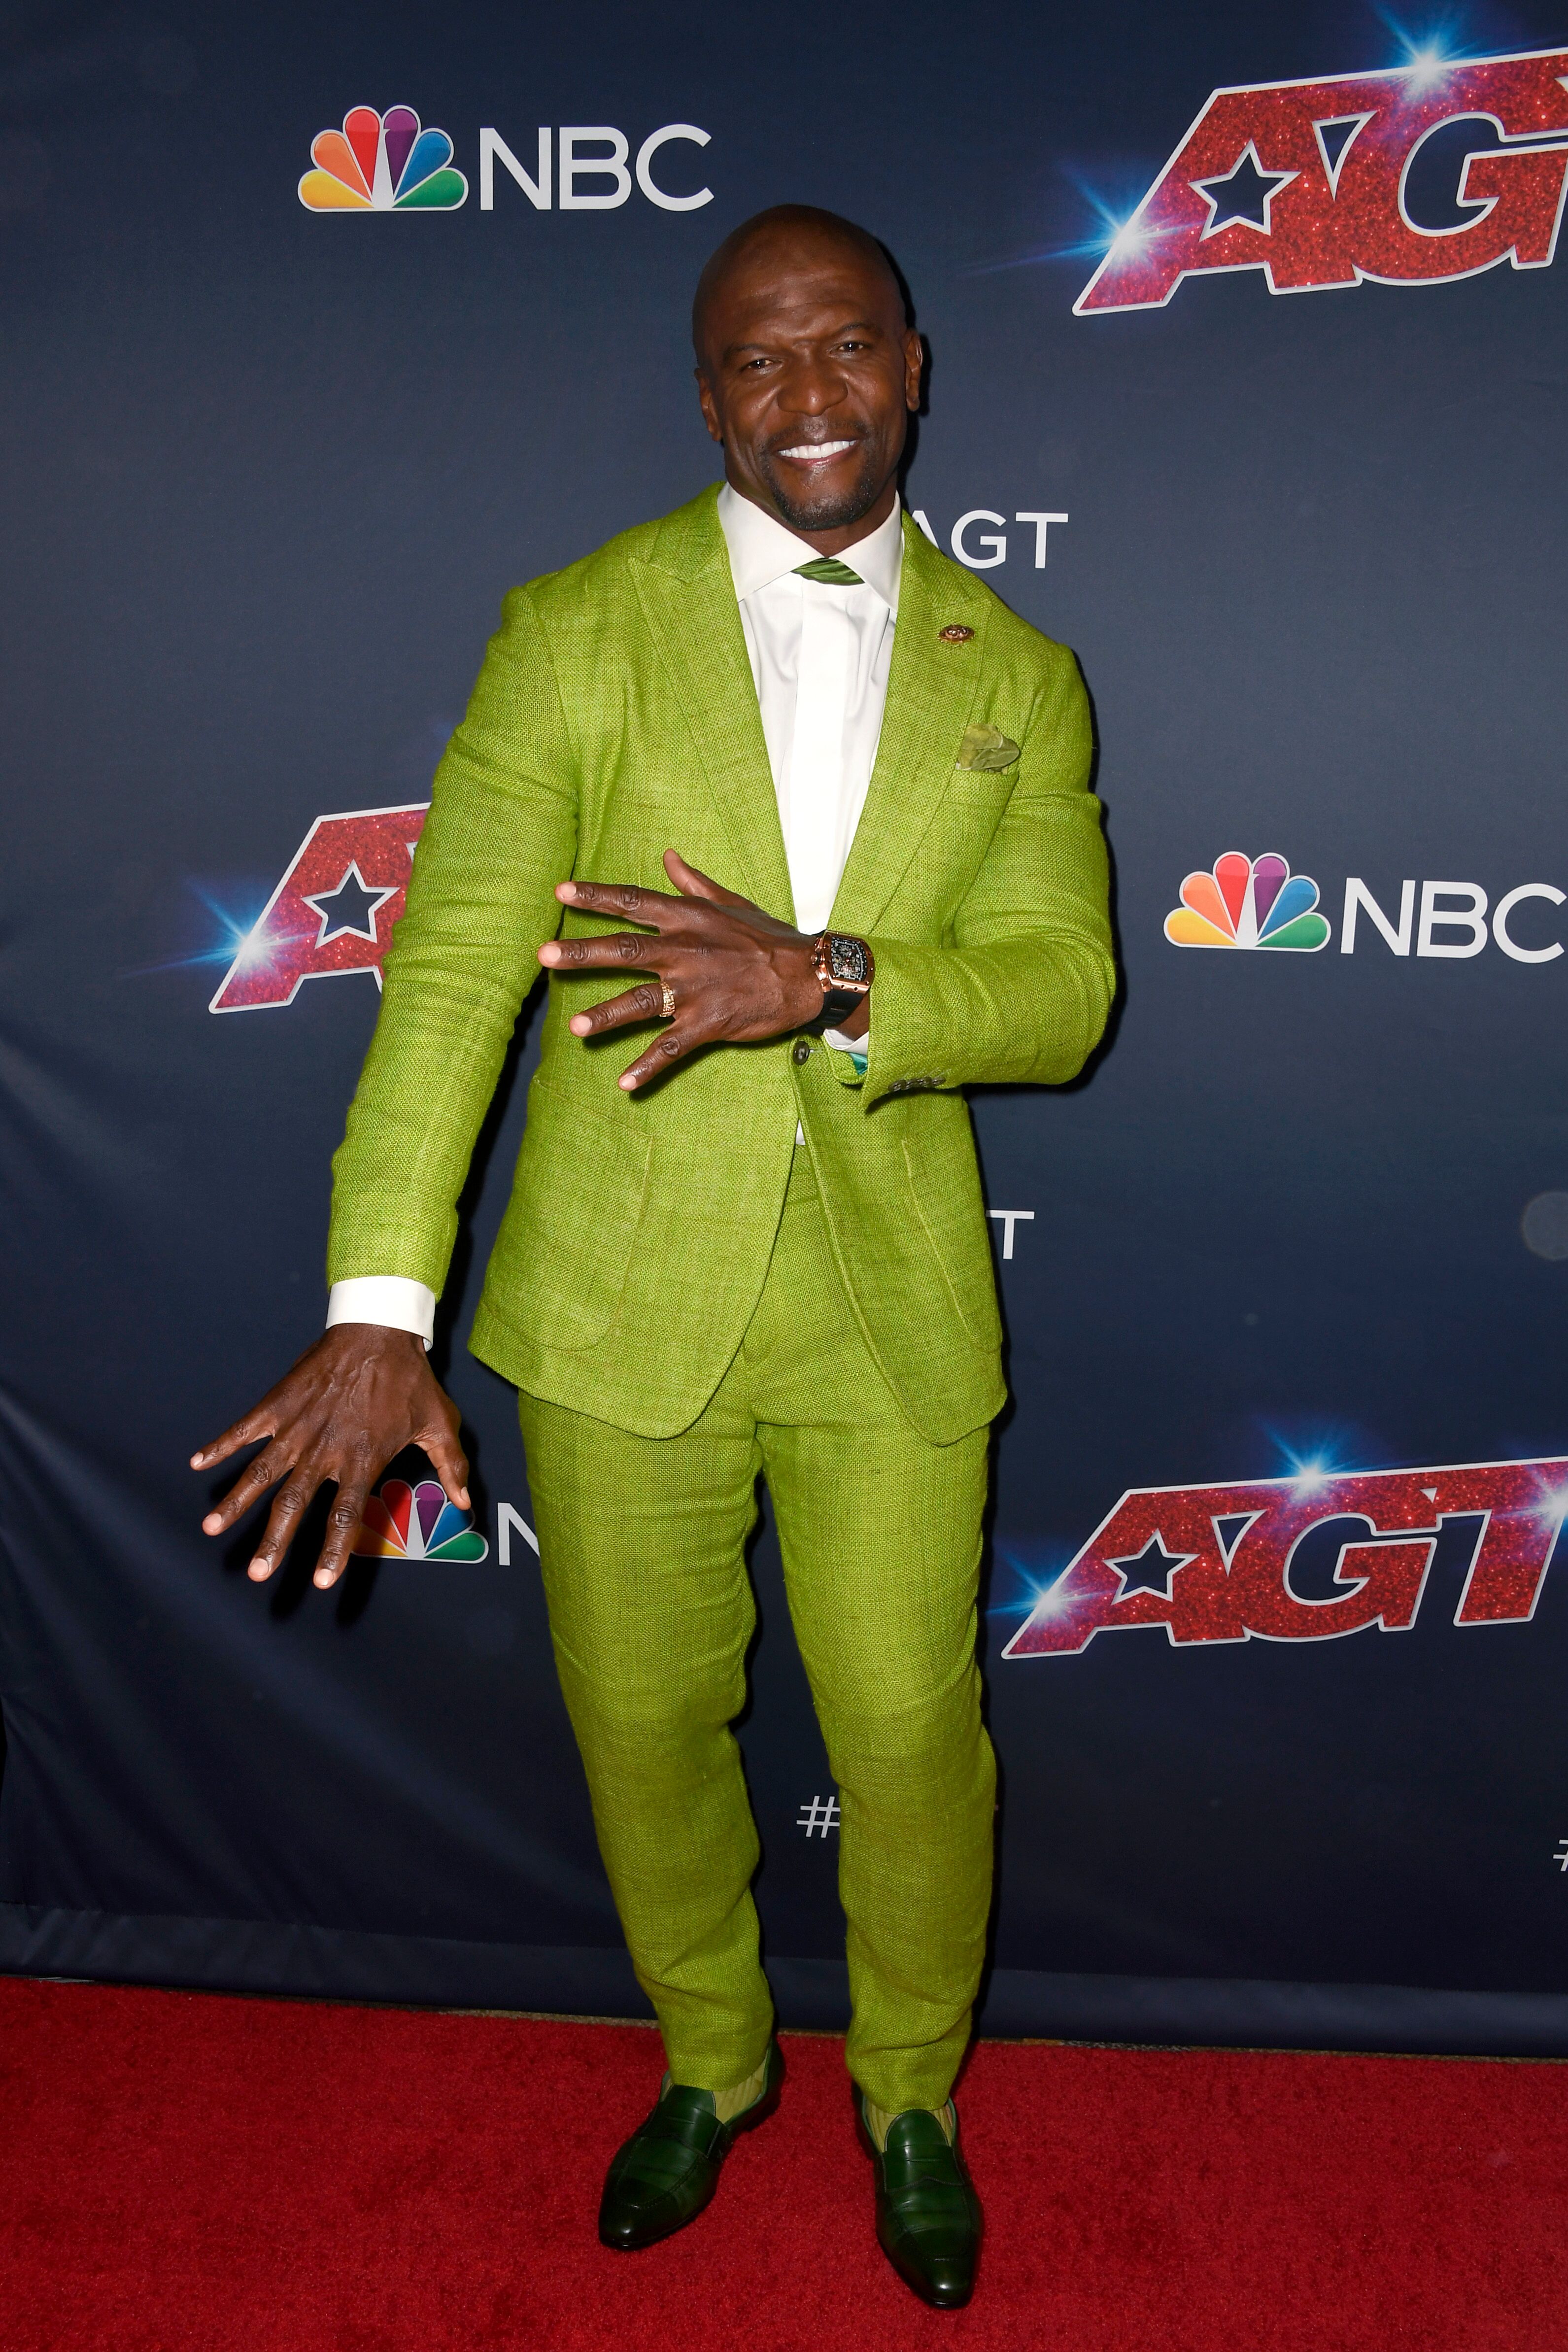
1164, 851, 1331, 953
351, 1478, 489, 1563
299, 106, 468, 211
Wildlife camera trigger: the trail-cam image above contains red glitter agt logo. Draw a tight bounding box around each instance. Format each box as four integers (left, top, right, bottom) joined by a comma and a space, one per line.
209, 804, 427, 1012
1003, 1457, 1568, 1658
1076, 46, 1568, 313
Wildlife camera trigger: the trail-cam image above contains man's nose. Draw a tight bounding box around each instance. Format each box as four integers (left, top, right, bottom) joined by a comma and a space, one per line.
777, 355, 847, 414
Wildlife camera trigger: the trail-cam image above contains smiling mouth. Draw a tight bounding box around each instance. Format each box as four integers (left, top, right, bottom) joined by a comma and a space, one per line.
773, 438, 858, 464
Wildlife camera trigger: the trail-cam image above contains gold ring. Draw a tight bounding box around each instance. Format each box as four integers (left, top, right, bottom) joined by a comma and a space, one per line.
659, 983, 677, 1019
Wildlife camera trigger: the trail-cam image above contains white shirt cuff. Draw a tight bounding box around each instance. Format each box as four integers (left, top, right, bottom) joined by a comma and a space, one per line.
326, 1277, 436, 1346
822, 1023, 869, 1065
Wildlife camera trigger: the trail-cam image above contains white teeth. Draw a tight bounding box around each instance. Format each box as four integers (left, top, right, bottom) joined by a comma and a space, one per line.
778, 440, 854, 460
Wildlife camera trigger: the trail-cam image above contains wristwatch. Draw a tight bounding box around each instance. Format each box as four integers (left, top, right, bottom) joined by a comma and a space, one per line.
807, 931, 875, 1029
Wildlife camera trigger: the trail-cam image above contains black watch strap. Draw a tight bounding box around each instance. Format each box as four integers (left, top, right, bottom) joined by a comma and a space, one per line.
809, 987, 864, 1032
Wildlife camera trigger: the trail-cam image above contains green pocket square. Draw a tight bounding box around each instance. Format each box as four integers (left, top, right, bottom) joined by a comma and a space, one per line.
954, 722, 1020, 773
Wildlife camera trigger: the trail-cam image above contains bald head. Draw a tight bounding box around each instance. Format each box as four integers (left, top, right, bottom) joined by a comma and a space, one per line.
692, 205, 905, 362
691, 205, 921, 549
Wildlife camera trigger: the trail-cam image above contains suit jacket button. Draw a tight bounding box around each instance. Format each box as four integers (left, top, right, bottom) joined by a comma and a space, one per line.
792, 1038, 811, 1065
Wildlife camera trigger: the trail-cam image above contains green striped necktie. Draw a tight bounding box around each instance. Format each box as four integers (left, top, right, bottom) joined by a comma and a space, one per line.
793, 556, 864, 586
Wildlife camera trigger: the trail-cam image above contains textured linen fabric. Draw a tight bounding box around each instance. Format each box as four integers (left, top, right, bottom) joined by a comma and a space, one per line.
327, 485, 1114, 1443
325, 488, 892, 1335
518, 1149, 992, 2113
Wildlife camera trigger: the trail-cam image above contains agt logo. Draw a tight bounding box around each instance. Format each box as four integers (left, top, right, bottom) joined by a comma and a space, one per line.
299, 104, 714, 215
1078, 44, 1568, 313
1004, 1457, 1568, 1658
910, 509, 1068, 571
1166, 852, 1567, 963
209, 805, 426, 1012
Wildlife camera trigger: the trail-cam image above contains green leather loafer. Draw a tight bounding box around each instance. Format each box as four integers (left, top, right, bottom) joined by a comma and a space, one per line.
856, 2092, 981, 2309
598, 2041, 783, 2251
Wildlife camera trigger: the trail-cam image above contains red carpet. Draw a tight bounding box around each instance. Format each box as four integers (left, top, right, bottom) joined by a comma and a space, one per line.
1, 1977, 1565, 2350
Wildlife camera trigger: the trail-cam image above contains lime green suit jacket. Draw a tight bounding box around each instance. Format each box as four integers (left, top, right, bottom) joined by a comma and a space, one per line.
328, 486, 1115, 1444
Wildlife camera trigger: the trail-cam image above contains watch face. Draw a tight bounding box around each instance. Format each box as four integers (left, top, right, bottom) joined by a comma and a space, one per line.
826, 934, 870, 986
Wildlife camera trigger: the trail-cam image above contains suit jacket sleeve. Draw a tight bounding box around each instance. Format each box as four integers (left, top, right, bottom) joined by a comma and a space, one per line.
326, 584, 578, 1297
859, 645, 1113, 1105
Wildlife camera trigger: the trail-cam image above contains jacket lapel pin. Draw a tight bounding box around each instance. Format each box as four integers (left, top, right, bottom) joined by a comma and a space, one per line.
955, 722, 1021, 773
938, 624, 974, 644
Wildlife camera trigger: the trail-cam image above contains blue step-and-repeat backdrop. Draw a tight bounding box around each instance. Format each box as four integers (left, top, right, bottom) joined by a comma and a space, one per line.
4, 0, 1568, 2050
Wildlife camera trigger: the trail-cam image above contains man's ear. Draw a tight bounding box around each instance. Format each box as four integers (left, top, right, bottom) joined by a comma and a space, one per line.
904, 329, 925, 410
694, 368, 724, 446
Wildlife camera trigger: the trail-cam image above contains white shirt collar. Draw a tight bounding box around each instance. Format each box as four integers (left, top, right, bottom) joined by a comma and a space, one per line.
716, 481, 903, 616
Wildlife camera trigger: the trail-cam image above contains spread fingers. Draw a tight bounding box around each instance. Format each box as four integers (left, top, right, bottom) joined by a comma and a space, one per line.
618, 1023, 700, 1091
312, 1483, 371, 1590
568, 980, 675, 1037
553, 880, 679, 920
201, 1440, 294, 1538
540, 930, 659, 973
245, 1471, 319, 1583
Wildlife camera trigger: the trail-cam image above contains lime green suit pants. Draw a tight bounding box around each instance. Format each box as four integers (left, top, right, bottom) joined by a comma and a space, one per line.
518, 1147, 995, 2114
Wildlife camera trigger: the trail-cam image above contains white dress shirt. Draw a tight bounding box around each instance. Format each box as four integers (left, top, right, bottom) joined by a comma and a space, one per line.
717, 481, 901, 934
327, 484, 902, 1345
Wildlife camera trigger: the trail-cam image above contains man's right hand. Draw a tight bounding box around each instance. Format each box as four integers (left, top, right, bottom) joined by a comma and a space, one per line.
191, 1326, 470, 1592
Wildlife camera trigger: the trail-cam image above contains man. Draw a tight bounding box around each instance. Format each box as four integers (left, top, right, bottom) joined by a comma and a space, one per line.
194, 205, 1113, 2307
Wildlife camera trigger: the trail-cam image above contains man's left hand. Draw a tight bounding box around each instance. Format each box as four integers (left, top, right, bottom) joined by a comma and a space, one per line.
538, 850, 856, 1091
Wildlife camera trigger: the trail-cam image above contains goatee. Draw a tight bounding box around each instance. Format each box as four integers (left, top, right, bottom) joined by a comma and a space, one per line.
758, 447, 886, 536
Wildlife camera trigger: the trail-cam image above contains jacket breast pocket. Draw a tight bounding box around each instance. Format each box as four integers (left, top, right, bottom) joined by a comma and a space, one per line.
942, 770, 1016, 827
495, 1075, 652, 1351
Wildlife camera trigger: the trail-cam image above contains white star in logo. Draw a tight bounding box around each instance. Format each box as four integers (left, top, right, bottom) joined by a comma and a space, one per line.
302, 861, 398, 947
1107, 1533, 1200, 1601
1191, 142, 1299, 240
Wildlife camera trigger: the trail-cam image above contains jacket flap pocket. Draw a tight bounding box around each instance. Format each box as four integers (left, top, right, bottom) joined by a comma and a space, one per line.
495, 1076, 653, 1351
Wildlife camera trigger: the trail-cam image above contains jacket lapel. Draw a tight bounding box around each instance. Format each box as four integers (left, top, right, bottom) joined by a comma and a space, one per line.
631, 489, 796, 922
830, 515, 988, 939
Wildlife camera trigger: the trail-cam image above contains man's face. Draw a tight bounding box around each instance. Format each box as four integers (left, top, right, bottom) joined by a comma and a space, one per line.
695, 235, 922, 542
